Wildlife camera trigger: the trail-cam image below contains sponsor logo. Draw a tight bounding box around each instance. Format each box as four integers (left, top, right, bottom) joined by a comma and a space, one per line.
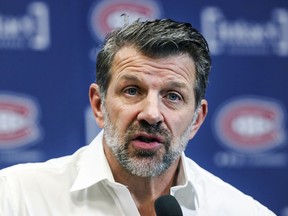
213, 96, 287, 167
89, 0, 162, 42
0, 93, 42, 149
214, 96, 286, 154
201, 7, 288, 56
0, 2, 50, 50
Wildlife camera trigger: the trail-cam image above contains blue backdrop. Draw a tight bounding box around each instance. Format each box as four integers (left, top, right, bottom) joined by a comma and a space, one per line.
1, 1, 287, 215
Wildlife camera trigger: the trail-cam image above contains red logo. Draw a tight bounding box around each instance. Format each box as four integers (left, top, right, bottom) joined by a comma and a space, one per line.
0, 93, 41, 149
214, 97, 286, 153
89, 0, 161, 41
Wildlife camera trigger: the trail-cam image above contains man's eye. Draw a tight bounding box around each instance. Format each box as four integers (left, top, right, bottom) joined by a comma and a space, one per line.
124, 87, 138, 96
166, 92, 182, 101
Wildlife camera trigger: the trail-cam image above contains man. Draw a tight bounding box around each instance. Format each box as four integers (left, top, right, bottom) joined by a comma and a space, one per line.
0, 19, 275, 215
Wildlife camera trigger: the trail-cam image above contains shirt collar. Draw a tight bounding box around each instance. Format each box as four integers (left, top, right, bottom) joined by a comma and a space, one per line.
70, 130, 199, 210
171, 152, 200, 211
70, 130, 115, 192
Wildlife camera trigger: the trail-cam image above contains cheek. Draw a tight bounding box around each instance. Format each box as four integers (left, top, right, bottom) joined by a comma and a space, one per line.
166, 112, 194, 136
106, 100, 137, 130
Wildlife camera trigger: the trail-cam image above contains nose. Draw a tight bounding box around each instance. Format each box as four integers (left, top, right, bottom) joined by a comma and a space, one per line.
137, 92, 163, 126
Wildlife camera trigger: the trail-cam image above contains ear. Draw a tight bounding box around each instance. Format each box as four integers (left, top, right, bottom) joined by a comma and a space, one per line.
189, 99, 208, 139
89, 83, 104, 128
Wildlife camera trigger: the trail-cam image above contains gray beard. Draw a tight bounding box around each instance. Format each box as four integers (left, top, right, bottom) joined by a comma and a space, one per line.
102, 105, 195, 178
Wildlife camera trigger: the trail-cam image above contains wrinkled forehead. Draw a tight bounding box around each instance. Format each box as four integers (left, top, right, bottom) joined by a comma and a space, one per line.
108, 46, 197, 95
111, 46, 196, 74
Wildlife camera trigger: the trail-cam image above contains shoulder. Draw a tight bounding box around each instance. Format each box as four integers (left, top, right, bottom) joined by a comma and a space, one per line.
0, 145, 88, 189
184, 157, 235, 191
0, 145, 90, 214
183, 156, 276, 215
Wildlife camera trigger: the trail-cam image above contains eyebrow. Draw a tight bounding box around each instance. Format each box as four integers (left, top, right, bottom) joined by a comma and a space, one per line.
118, 74, 189, 89
117, 74, 142, 83
165, 81, 187, 89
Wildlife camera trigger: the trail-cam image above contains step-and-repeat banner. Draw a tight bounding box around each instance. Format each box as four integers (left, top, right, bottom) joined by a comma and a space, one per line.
1, 0, 287, 215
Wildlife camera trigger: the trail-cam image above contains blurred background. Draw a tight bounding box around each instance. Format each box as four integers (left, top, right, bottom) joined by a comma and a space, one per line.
0, 0, 287, 215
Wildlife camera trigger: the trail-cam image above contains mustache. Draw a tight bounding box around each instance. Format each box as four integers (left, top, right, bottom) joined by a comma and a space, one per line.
127, 120, 171, 140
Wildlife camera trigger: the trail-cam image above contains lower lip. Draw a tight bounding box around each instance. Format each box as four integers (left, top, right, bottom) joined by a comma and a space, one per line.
131, 140, 162, 151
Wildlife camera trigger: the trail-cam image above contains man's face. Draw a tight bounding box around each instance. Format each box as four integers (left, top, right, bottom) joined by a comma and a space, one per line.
91, 46, 207, 177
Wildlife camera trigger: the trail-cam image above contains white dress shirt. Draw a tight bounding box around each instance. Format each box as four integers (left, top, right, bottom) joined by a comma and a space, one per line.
0, 131, 275, 216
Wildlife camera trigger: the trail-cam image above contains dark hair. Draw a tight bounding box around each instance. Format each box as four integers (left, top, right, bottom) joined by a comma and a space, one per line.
96, 18, 211, 108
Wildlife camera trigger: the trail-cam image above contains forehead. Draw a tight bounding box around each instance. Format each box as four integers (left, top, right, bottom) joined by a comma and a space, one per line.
110, 46, 196, 83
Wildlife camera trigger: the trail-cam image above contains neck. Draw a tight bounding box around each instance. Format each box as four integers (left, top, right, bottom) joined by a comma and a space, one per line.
103, 143, 181, 216
116, 160, 180, 216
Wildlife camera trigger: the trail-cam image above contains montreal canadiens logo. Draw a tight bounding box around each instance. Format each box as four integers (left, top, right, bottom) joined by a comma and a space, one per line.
214, 97, 286, 154
0, 93, 42, 149
89, 0, 161, 41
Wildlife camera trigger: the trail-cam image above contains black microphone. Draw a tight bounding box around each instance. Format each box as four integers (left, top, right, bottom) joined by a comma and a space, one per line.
154, 195, 183, 216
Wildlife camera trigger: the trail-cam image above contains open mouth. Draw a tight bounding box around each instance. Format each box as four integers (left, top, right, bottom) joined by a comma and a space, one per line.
137, 136, 160, 143
130, 132, 165, 152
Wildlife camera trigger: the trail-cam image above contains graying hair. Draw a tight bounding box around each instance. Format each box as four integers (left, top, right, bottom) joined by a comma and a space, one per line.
96, 18, 211, 108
